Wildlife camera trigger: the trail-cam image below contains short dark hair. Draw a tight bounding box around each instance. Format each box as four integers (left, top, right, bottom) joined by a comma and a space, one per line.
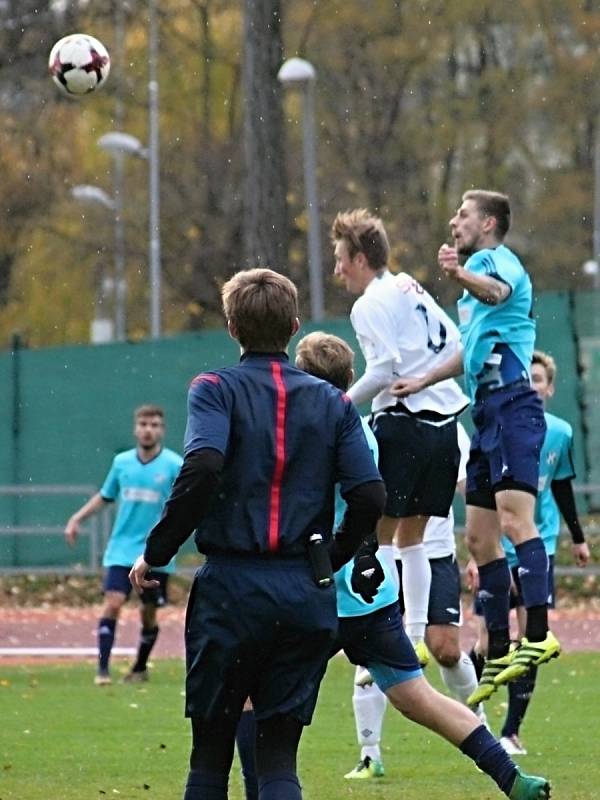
222, 268, 298, 352
295, 332, 354, 391
463, 190, 511, 239
134, 404, 165, 422
331, 209, 390, 270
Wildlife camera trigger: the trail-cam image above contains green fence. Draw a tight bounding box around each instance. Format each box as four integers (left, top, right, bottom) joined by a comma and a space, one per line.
0, 291, 595, 569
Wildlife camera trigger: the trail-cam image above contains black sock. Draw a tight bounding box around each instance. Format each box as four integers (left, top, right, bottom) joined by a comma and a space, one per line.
501, 666, 538, 738
132, 625, 159, 672
525, 605, 548, 643
469, 647, 485, 681
460, 724, 517, 796
97, 617, 116, 672
235, 710, 258, 800
488, 627, 511, 660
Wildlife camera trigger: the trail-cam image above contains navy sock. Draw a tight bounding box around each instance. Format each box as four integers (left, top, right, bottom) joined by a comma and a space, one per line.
477, 559, 511, 657
183, 768, 228, 800
236, 710, 258, 800
258, 770, 301, 800
515, 539, 549, 640
501, 666, 538, 738
97, 617, 116, 672
460, 724, 517, 796
132, 625, 159, 672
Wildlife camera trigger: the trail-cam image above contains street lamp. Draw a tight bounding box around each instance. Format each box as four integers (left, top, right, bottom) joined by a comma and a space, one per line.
278, 57, 324, 322
98, 131, 147, 342
71, 183, 117, 344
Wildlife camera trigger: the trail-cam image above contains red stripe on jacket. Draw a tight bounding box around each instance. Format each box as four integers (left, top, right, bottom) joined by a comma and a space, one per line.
268, 361, 287, 551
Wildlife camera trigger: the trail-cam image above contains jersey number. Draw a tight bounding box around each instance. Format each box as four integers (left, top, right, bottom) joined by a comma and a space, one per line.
416, 304, 447, 354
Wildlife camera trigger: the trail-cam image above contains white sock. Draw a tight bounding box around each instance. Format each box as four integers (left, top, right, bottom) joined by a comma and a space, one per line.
397, 543, 431, 642
439, 651, 478, 706
377, 544, 400, 592
352, 667, 387, 762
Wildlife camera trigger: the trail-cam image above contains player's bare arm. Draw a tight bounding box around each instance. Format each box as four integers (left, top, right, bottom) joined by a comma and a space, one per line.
64, 492, 109, 546
391, 349, 464, 398
439, 244, 510, 305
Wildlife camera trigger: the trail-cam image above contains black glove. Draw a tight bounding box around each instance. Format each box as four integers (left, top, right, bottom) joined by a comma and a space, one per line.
350, 539, 385, 604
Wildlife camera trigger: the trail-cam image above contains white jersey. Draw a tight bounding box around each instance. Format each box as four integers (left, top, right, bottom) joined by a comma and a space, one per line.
346, 270, 469, 415
393, 422, 470, 560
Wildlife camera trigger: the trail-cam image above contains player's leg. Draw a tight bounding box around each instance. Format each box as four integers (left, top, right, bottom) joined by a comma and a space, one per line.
393, 514, 431, 658
344, 668, 387, 779
124, 571, 169, 682
425, 555, 482, 715
345, 602, 550, 798
383, 674, 549, 798
97, 566, 129, 684
235, 699, 258, 800
494, 491, 559, 684
500, 574, 541, 756
374, 414, 459, 658
186, 710, 241, 800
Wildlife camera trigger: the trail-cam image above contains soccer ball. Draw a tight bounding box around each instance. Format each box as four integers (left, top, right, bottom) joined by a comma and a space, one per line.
48, 34, 110, 96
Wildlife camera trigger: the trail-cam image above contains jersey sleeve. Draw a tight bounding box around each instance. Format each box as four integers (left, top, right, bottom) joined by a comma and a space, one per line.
99, 459, 120, 501
467, 249, 521, 292
335, 398, 382, 495
184, 373, 232, 456
554, 424, 576, 481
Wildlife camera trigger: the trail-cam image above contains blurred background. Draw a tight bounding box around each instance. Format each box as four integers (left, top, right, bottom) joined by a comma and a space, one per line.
1, 0, 600, 578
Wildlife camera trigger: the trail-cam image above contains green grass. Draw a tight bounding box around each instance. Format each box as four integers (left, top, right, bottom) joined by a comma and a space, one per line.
1, 652, 598, 799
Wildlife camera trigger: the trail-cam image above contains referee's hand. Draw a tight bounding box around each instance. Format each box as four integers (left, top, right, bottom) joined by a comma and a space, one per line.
351, 553, 385, 604
129, 555, 160, 594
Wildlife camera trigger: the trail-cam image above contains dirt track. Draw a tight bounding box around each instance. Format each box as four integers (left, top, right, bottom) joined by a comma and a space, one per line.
1, 604, 600, 664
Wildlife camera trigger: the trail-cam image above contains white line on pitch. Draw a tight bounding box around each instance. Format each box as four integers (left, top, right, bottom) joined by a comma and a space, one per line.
0, 647, 136, 657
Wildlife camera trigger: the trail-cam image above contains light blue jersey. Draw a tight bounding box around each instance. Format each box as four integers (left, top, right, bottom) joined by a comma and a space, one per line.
503, 412, 575, 566
101, 447, 183, 571
457, 245, 535, 401
334, 419, 398, 618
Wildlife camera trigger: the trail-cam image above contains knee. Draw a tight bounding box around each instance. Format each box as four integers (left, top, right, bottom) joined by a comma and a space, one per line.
498, 509, 528, 541
431, 643, 460, 669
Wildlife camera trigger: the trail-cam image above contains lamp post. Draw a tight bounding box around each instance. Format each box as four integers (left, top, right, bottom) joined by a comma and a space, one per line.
71, 184, 117, 343
97, 132, 147, 342
278, 57, 324, 322
148, 0, 162, 339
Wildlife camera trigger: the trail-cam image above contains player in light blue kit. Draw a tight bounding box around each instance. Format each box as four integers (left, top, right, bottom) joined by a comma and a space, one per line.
393, 191, 560, 711
65, 405, 182, 685
295, 331, 551, 800
497, 351, 589, 754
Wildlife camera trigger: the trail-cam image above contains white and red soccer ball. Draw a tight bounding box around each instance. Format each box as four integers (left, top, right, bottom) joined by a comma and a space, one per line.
49, 34, 110, 96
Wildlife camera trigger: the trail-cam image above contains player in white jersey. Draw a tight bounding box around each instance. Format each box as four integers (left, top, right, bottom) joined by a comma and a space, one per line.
346, 423, 485, 779
332, 209, 469, 662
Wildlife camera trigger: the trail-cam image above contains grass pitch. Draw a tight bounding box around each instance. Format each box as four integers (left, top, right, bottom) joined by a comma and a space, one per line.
0, 652, 598, 799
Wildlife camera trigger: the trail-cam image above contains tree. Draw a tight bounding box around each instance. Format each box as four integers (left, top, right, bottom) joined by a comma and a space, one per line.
241, 0, 288, 271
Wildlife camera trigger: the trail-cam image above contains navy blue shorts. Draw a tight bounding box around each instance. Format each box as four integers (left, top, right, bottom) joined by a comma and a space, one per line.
473, 555, 555, 614
185, 555, 338, 725
372, 412, 460, 518
103, 565, 169, 607
397, 555, 461, 626
466, 383, 546, 509
334, 602, 421, 684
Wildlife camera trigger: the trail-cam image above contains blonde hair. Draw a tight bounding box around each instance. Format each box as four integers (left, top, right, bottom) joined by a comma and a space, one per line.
295, 331, 354, 391
222, 268, 298, 351
331, 209, 390, 270
532, 350, 557, 384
